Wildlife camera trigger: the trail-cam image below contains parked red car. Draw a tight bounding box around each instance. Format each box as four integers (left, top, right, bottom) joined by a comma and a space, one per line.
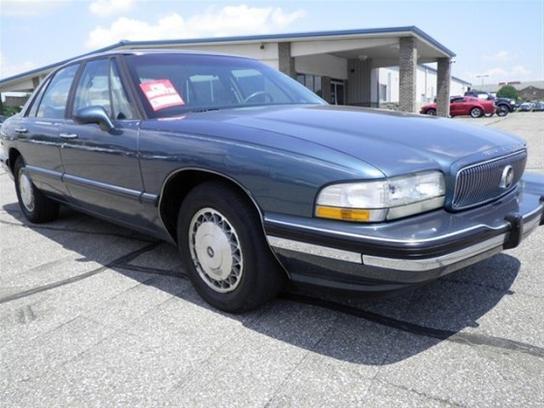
420, 96, 495, 118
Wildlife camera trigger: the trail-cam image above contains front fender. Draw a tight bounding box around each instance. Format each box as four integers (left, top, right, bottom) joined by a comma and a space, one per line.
138, 128, 383, 219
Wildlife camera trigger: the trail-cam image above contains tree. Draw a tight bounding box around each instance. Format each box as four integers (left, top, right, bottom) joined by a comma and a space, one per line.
497, 85, 518, 100
1, 106, 22, 116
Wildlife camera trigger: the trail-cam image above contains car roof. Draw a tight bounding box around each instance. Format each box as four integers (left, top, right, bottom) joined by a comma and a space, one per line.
44, 49, 256, 80
67, 49, 254, 65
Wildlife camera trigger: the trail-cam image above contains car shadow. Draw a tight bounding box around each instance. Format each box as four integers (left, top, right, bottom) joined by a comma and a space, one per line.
2, 202, 521, 365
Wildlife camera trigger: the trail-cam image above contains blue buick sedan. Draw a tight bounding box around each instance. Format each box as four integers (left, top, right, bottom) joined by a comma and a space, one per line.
1, 51, 543, 312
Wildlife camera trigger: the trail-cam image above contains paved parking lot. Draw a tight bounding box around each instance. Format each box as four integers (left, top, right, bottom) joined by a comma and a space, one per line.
1, 112, 543, 407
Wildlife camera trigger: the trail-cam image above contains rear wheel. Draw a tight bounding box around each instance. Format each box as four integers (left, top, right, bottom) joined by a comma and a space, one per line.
470, 107, 482, 118
14, 157, 59, 223
177, 181, 285, 312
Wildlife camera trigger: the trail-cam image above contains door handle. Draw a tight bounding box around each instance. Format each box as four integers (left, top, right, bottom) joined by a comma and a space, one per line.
59, 133, 79, 139
15, 128, 28, 134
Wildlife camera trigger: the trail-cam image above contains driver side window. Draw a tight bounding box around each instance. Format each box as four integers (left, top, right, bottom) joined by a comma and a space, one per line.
73, 59, 135, 120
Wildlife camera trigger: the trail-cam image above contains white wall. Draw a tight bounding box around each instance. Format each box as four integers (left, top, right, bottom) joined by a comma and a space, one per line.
377, 66, 470, 107
450, 80, 469, 98
144, 42, 280, 69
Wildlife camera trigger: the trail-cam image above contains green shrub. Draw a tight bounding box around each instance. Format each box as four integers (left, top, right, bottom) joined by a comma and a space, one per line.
0, 105, 22, 117
497, 85, 518, 100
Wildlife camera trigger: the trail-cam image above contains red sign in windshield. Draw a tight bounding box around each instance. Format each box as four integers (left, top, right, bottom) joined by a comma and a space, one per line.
139, 79, 185, 111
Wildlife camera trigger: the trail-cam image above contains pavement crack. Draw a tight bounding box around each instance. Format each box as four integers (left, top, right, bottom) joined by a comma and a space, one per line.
0, 242, 161, 305
375, 378, 465, 407
114, 263, 182, 278
281, 293, 544, 359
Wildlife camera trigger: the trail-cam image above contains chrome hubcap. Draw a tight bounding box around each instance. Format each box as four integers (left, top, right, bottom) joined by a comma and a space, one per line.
471, 109, 481, 117
19, 170, 35, 212
189, 208, 243, 293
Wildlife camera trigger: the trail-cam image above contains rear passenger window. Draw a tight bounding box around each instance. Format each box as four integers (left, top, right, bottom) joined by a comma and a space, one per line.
36, 64, 79, 119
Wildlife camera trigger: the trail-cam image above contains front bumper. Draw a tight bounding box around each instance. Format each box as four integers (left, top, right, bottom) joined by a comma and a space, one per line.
265, 176, 544, 293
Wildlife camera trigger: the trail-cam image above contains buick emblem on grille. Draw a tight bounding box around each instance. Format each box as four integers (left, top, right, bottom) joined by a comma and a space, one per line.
500, 165, 515, 189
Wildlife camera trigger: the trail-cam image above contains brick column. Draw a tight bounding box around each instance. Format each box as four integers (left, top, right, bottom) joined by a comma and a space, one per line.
278, 42, 295, 78
398, 37, 417, 113
436, 58, 451, 117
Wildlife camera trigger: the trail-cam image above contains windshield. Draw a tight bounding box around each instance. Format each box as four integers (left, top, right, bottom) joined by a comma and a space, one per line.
126, 53, 326, 118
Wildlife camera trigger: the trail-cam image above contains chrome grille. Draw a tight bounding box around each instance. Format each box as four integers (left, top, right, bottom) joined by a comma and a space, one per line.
452, 150, 527, 209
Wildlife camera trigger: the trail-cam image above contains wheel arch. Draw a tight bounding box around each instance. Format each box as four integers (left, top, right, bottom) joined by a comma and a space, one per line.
8, 147, 22, 173
158, 167, 265, 243
158, 167, 290, 278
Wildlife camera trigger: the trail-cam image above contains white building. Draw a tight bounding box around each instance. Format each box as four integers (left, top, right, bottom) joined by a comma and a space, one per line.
374, 65, 471, 108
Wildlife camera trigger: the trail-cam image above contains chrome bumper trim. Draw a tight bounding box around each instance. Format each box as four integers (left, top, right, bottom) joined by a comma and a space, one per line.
363, 234, 506, 271
267, 212, 541, 272
267, 236, 362, 264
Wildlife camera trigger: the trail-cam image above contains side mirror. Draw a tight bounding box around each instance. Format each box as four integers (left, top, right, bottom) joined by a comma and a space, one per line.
74, 106, 114, 132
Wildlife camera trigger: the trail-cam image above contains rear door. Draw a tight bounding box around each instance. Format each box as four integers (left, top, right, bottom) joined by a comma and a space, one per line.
59, 57, 147, 227
11, 64, 80, 198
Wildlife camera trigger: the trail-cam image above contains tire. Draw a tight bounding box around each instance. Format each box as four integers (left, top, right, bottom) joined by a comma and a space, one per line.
496, 105, 509, 117
14, 157, 60, 223
470, 107, 482, 118
177, 181, 285, 312
425, 108, 437, 116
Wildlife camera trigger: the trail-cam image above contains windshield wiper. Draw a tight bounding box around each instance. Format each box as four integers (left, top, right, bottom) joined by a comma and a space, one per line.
186, 107, 221, 113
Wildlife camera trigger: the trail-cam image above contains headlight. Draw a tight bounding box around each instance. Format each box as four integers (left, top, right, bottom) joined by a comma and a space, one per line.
315, 171, 445, 222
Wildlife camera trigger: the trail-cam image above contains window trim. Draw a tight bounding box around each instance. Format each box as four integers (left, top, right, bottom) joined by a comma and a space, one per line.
111, 57, 140, 120
116, 55, 147, 120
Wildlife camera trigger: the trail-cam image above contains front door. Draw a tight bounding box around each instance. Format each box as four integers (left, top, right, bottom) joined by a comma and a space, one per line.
449, 97, 465, 116
60, 57, 144, 225
330, 80, 345, 105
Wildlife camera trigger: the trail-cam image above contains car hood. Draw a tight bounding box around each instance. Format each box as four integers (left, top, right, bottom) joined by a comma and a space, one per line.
144, 104, 525, 177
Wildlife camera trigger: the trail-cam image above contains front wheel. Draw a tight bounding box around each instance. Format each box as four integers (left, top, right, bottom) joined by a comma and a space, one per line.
177, 181, 285, 312
14, 157, 59, 223
470, 107, 483, 118
496, 106, 509, 117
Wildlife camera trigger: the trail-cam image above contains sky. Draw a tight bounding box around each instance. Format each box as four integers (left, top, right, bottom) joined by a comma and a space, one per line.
0, 0, 543, 85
